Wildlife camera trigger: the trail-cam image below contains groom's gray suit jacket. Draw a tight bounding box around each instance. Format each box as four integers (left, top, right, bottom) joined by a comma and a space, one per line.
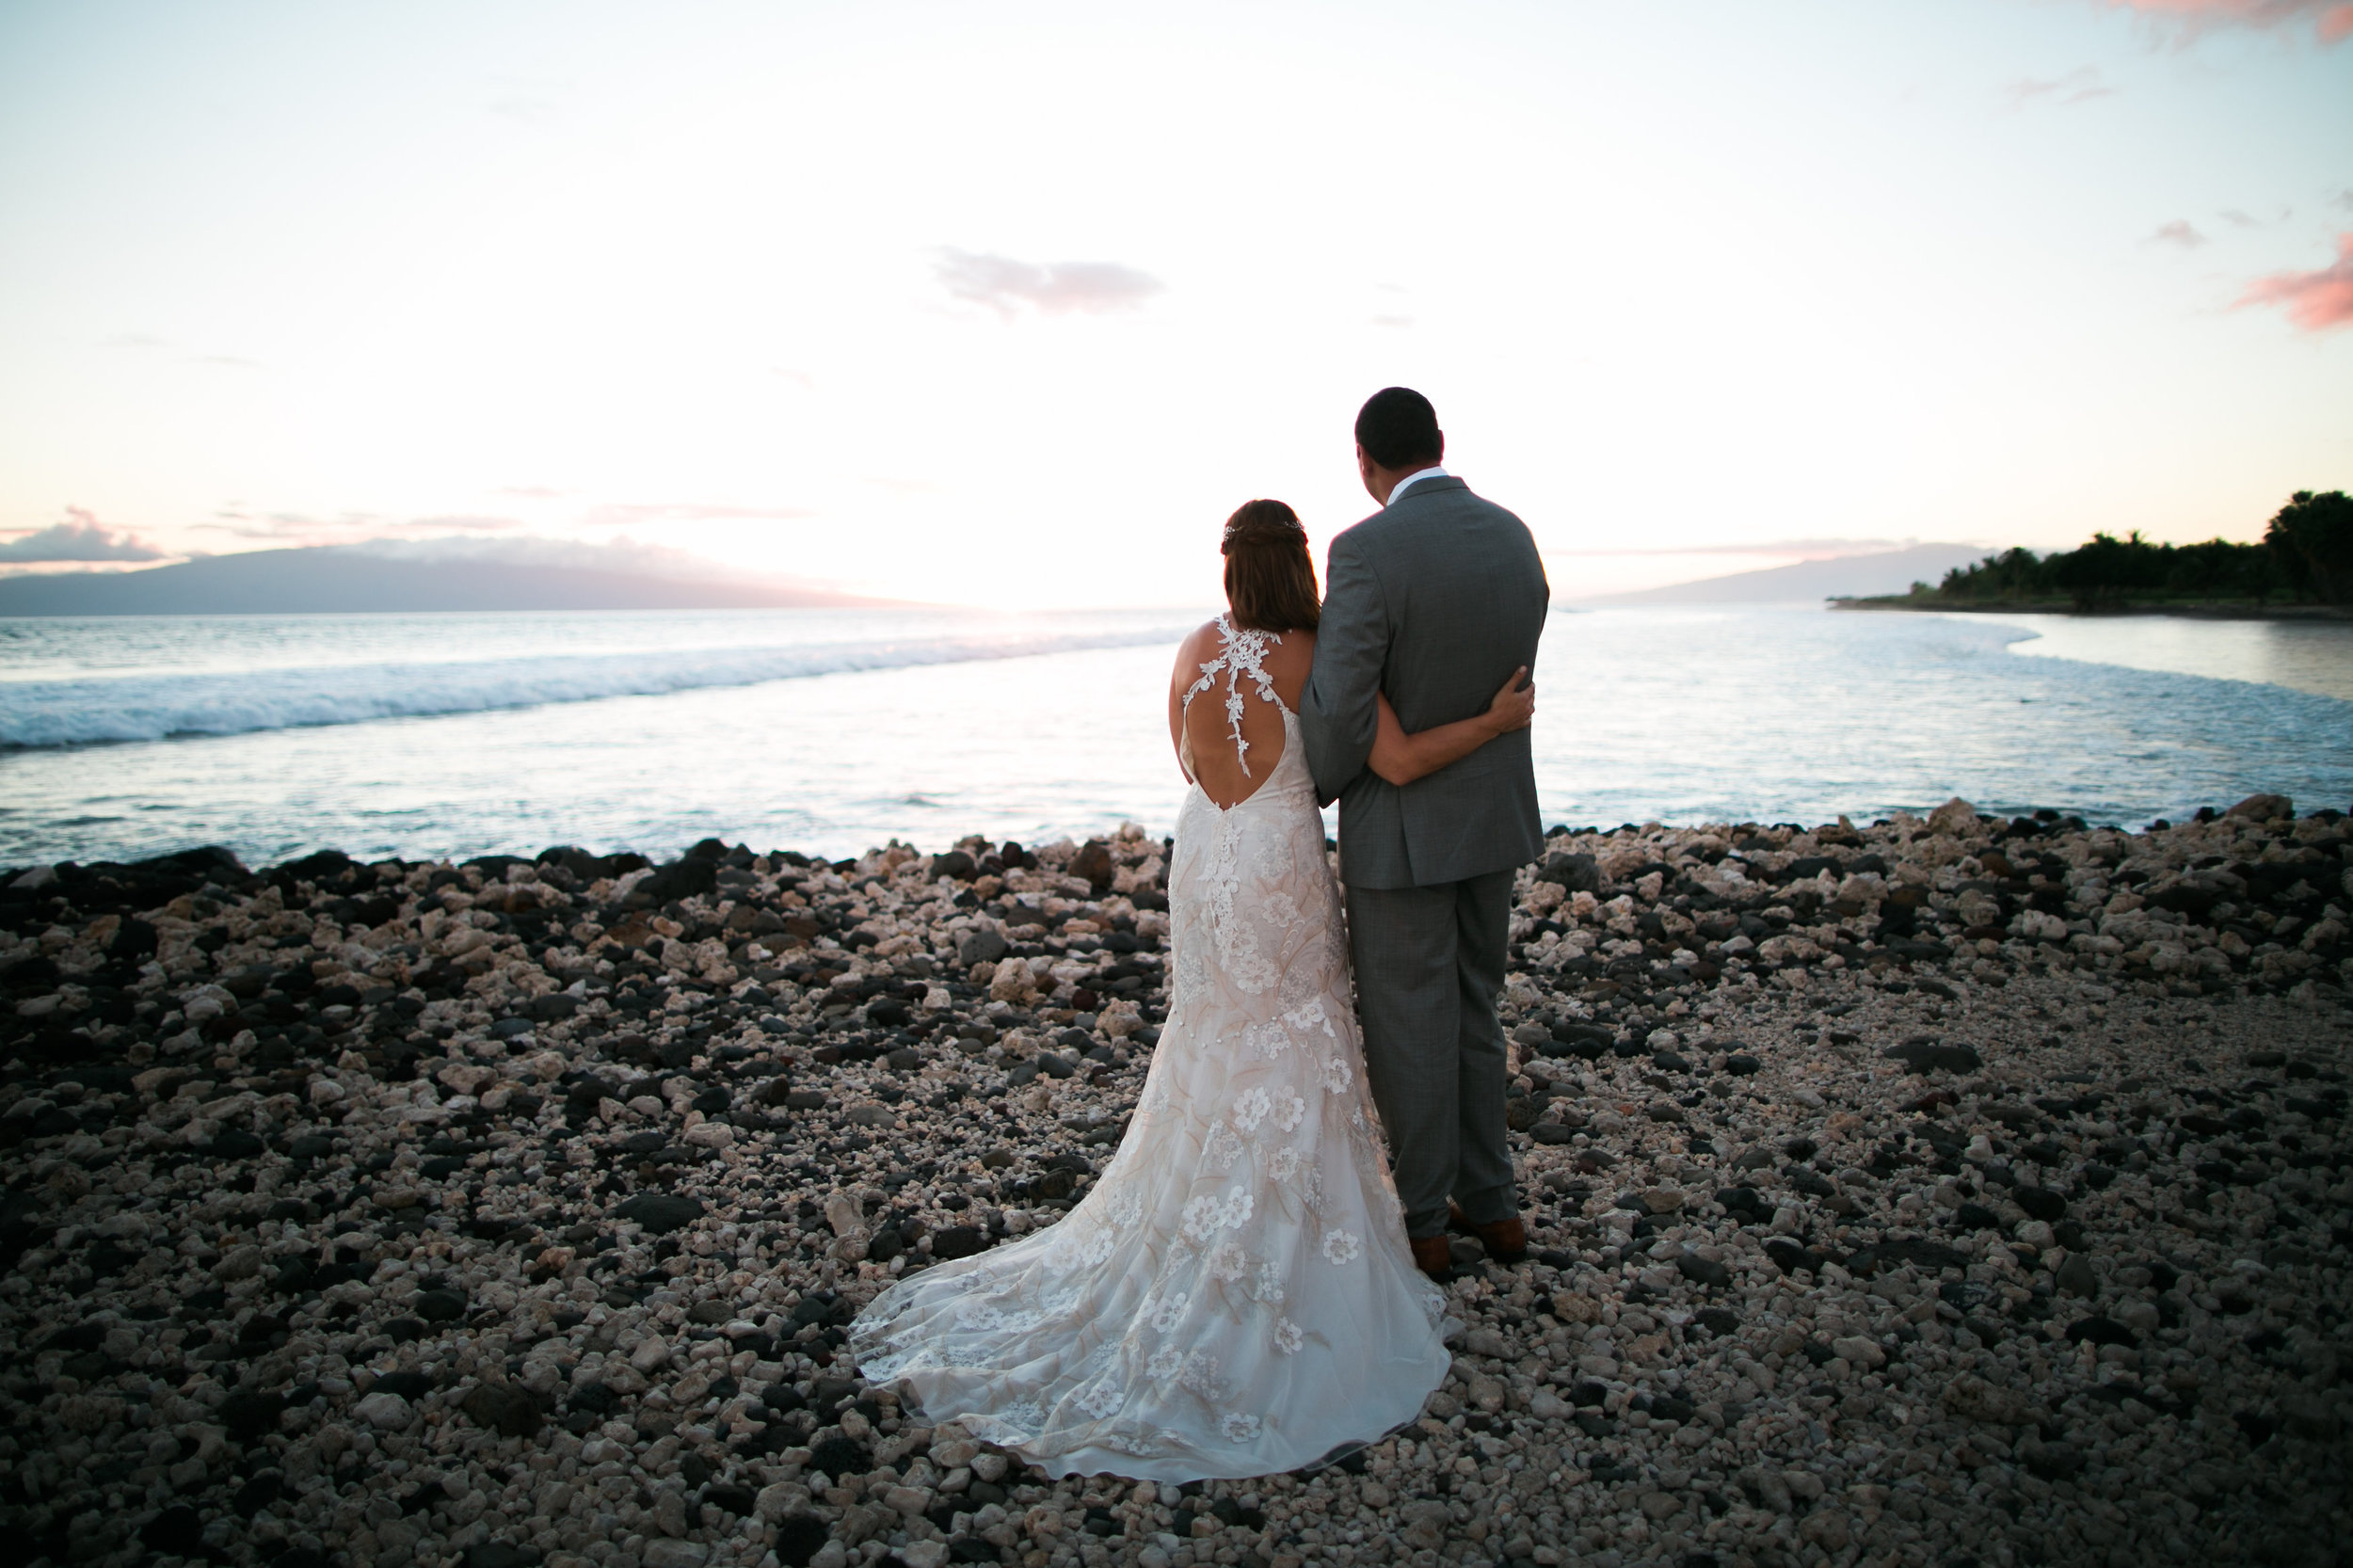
1302, 476, 1550, 888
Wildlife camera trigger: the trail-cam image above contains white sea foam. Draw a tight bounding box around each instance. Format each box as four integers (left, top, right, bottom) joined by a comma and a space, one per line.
2, 605, 2346, 870
0, 625, 1191, 749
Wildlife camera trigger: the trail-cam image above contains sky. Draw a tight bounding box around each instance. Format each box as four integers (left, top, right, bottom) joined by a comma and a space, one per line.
0, 0, 2346, 607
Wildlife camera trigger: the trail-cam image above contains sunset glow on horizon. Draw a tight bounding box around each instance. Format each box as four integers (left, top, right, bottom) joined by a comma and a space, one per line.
0, 0, 2346, 608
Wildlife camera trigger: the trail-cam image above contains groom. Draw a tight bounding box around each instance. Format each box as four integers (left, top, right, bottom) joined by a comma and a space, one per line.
1303, 387, 1551, 1278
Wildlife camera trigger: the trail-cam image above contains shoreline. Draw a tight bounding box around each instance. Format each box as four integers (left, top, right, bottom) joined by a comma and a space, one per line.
1833, 597, 2353, 624
2, 803, 2349, 1568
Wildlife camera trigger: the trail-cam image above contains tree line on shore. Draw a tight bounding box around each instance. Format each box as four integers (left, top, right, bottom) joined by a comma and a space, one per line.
1897, 489, 2351, 609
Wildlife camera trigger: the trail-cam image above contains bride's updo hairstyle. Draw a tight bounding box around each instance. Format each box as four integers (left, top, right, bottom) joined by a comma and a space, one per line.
1222, 500, 1320, 633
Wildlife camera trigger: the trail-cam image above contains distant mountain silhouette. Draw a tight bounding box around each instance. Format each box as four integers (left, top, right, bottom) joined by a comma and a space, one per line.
1573, 543, 1990, 605
0, 545, 897, 616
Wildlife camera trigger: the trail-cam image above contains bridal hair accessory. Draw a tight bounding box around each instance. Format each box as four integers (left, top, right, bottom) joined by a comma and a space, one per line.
1223, 499, 1307, 551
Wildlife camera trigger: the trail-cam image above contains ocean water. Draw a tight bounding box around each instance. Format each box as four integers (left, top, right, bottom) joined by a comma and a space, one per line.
0, 604, 2348, 869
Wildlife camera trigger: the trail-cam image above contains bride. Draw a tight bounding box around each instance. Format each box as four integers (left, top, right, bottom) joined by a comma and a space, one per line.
848, 499, 1536, 1480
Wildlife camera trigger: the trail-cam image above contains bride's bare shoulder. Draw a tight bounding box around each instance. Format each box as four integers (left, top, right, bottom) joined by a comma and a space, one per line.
1170, 621, 1225, 684
1182, 619, 1234, 658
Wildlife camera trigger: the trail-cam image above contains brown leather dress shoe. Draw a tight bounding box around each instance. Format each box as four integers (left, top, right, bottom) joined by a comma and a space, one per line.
1449, 1200, 1529, 1264
1409, 1234, 1455, 1278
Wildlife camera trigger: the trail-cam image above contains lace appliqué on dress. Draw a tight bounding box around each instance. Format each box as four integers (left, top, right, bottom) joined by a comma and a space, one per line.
1180, 613, 1283, 779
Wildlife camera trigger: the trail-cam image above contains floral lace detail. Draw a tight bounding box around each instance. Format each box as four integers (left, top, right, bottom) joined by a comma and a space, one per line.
1181, 1190, 1252, 1240
1244, 1019, 1289, 1060
1199, 809, 1277, 996
1221, 1413, 1263, 1444
1203, 1119, 1244, 1171
1284, 996, 1337, 1041
1102, 1427, 1185, 1458
1179, 1352, 1226, 1399
1179, 613, 1282, 779
1272, 1318, 1305, 1355
1321, 1229, 1361, 1265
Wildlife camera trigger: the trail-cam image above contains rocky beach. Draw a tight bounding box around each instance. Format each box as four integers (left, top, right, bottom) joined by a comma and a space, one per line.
3, 797, 2348, 1568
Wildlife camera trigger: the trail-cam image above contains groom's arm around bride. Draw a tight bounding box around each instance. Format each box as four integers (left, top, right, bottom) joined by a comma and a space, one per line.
1300, 386, 1551, 1272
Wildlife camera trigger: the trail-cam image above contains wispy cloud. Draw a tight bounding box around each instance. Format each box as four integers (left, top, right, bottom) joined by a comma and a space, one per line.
934, 248, 1164, 318
1371, 314, 1414, 328
2150, 219, 2208, 247
579, 502, 817, 528
0, 507, 168, 562
200, 509, 520, 543
2005, 67, 2114, 106
197, 510, 385, 543
2101, 0, 2353, 44
2238, 233, 2353, 330
346, 532, 785, 584
407, 514, 524, 532
1550, 537, 1958, 559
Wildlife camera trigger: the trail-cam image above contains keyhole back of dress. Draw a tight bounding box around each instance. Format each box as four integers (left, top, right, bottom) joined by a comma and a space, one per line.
1180, 615, 1293, 810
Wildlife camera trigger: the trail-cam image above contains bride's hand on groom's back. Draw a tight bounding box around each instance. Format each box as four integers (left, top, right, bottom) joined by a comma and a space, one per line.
1484, 667, 1534, 736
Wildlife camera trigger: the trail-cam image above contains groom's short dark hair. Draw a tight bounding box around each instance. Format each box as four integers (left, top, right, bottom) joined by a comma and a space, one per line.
1355, 387, 1442, 471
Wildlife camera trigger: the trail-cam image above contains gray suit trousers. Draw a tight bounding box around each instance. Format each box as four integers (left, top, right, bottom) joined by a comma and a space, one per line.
1346, 868, 1517, 1240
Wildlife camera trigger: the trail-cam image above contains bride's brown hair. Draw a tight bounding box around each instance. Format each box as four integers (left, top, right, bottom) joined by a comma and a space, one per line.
1222, 500, 1320, 633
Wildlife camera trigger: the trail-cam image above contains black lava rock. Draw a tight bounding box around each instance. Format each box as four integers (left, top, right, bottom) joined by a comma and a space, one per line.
808, 1434, 868, 1478
141, 1506, 203, 1555
1881, 1039, 1983, 1075
416, 1288, 468, 1321
2014, 1187, 2068, 1222
615, 1192, 706, 1234
460, 1383, 545, 1438
774, 1515, 832, 1568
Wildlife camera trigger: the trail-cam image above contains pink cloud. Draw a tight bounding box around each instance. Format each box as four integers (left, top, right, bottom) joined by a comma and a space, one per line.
934, 249, 1164, 318
2104, 0, 2353, 43
2238, 233, 2353, 330
578, 502, 816, 528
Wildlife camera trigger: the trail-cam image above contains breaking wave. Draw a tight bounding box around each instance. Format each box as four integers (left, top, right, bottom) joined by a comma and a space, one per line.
0, 626, 1191, 749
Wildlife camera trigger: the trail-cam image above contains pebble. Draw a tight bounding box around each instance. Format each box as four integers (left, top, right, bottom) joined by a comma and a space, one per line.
0, 804, 2347, 1566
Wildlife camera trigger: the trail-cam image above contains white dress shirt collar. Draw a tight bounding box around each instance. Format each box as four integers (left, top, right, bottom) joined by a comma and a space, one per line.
1385, 465, 1450, 506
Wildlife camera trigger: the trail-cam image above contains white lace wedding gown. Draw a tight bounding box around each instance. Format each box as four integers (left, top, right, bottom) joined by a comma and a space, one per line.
849, 616, 1451, 1480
